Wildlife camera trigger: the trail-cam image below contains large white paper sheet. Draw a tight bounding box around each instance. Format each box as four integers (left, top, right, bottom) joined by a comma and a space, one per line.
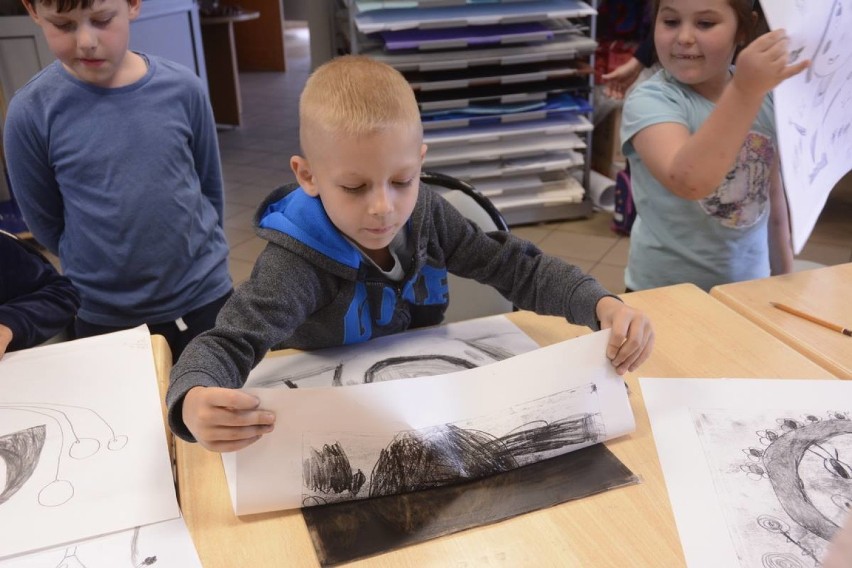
760, 0, 852, 252
642, 377, 852, 568
230, 330, 634, 514
0, 517, 201, 567
0, 327, 180, 559
227, 315, 542, 505
244, 315, 541, 389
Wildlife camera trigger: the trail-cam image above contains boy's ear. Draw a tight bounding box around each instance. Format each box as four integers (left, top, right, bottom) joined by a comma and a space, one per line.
420, 143, 428, 164
128, 0, 142, 20
22, 0, 40, 22
291, 156, 319, 196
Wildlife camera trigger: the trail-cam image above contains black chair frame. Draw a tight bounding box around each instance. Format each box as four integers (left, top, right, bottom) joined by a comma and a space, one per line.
420, 171, 509, 232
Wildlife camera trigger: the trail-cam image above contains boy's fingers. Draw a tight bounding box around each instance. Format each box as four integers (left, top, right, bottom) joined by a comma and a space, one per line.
203, 436, 262, 453
611, 320, 653, 369
627, 333, 655, 373
212, 408, 275, 428
212, 422, 274, 441
607, 331, 626, 360
212, 388, 261, 410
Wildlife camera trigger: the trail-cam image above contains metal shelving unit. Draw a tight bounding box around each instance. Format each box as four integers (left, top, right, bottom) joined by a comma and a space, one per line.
332, 0, 599, 226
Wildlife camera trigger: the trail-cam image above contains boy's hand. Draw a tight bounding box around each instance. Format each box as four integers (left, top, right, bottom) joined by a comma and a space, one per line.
182, 386, 276, 452
733, 29, 809, 98
595, 297, 654, 375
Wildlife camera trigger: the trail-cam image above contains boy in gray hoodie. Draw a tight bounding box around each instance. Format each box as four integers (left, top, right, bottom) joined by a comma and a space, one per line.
167, 55, 655, 452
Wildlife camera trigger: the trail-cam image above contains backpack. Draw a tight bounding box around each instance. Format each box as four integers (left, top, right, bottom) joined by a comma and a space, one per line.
610, 163, 636, 236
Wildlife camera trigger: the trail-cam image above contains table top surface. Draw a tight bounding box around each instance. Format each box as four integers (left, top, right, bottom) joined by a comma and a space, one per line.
711, 263, 852, 379
171, 283, 836, 568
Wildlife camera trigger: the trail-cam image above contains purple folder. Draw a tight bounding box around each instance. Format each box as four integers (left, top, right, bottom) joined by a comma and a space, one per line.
380, 22, 551, 51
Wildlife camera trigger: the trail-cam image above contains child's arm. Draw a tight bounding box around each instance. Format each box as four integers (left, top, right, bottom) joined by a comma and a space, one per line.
767, 155, 794, 275
181, 386, 275, 452
434, 193, 654, 372
3, 106, 65, 253
595, 297, 654, 375
166, 244, 329, 448
632, 30, 808, 200
189, 78, 226, 226
0, 234, 80, 357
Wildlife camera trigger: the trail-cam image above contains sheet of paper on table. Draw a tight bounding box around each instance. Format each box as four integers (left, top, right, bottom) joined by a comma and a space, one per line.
0, 517, 201, 568
642, 377, 852, 568
0, 327, 181, 559
225, 325, 634, 515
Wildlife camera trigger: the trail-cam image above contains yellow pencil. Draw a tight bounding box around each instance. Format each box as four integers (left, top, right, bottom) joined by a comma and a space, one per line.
770, 302, 852, 337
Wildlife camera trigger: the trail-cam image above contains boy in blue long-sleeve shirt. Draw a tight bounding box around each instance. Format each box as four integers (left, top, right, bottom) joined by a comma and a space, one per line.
3, 0, 232, 360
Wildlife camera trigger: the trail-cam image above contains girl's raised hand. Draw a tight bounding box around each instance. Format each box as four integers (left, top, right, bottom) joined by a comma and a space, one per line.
733, 29, 810, 98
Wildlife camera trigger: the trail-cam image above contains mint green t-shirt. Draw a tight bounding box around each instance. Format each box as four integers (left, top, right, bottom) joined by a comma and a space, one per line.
620, 69, 778, 292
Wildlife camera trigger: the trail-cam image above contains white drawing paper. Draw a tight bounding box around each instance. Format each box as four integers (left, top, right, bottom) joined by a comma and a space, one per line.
760, 0, 852, 253
226, 315, 542, 505
228, 329, 634, 515
641, 377, 852, 568
243, 314, 541, 389
0, 517, 201, 568
0, 327, 181, 559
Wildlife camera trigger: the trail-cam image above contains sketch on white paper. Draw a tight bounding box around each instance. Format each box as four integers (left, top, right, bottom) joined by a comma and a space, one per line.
229, 330, 634, 514
0, 327, 180, 560
301, 384, 604, 506
761, 0, 852, 252
694, 409, 852, 567
0, 517, 202, 568
245, 314, 541, 389
0, 404, 128, 508
641, 377, 852, 568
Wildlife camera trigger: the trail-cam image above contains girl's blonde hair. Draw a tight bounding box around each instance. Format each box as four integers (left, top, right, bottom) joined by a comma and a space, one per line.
299, 55, 421, 155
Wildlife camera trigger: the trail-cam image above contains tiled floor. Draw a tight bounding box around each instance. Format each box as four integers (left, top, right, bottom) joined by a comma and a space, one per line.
219, 25, 852, 294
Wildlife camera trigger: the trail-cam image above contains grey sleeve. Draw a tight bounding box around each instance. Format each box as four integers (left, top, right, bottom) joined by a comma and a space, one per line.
433, 196, 617, 330
166, 244, 331, 441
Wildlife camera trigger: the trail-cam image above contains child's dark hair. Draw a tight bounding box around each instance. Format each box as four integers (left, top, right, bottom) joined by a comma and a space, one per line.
23, 0, 106, 13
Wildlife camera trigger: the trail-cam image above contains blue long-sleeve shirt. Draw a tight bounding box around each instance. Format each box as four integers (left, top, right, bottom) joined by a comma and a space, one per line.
0, 231, 80, 351
4, 55, 231, 326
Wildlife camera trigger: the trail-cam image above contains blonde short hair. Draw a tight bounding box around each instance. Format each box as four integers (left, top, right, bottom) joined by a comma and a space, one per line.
299, 55, 421, 155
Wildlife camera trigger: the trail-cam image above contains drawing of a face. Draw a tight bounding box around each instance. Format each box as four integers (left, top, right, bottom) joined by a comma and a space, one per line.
799, 432, 852, 527
810, 0, 852, 79
762, 419, 852, 542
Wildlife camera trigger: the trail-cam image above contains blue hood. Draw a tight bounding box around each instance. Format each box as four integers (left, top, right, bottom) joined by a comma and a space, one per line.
258, 187, 362, 269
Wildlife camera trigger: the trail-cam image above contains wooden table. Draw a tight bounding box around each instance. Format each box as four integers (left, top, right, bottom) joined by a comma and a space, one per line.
200, 10, 260, 127
169, 283, 835, 567
711, 263, 852, 379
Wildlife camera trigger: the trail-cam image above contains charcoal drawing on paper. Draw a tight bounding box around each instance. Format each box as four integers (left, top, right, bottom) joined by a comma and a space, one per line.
244, 316, 541, 390
302, 384, 604, 506
693, 409, 852, 567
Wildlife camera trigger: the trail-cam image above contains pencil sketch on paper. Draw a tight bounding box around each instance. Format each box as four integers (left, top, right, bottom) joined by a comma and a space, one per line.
693, 409, 852, 567
51, 527, 157, 568
246, 316, 540, 390
0, 403, 128, 508
301, 383, 604, 506
1, 517, 204, 568
783, 0, 852, 184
